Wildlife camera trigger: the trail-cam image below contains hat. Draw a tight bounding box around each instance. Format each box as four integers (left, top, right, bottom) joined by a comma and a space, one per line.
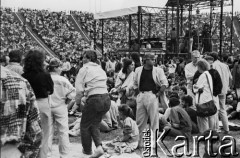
168, 97, 180, 107
49, 58, 62, 67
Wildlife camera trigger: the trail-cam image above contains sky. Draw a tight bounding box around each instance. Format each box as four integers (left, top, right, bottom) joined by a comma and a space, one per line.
1, 0, 240, 13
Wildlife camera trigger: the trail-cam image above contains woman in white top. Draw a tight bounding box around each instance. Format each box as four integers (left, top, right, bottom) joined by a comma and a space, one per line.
114, 58, 135, 102
113, 58, 136, 117
193, 59, 217, 133
48, 58, 76, 158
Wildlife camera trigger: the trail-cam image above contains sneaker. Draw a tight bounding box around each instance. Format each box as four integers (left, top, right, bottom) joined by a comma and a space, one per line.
89, 146, 104, 158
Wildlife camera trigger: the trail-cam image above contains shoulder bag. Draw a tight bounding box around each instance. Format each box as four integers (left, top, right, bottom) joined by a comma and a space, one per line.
196, 73, 217, 117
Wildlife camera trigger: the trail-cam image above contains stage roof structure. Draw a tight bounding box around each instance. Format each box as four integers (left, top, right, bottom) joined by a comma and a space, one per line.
165, 0, 231, 9
94, 6, 167, 19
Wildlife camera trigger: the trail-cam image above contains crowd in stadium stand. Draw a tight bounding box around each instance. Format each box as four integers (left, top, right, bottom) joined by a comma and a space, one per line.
19, 8, 91, 59
0, 8, 40, 55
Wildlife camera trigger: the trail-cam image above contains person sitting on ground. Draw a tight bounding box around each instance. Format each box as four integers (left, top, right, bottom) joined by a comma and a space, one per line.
179, 86, 187, 98
163, 97, 192, 138
108, 104, 139, 153
181, 95, 199, 134
172, 85, 180, 94
226, 92, 239, 119
69, 96, 119, 136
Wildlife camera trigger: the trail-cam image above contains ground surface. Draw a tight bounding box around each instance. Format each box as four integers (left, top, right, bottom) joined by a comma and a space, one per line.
51, 116, 240, 158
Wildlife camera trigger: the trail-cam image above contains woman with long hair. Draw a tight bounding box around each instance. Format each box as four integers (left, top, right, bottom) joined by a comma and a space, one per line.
130, 52, 141, 69
22, 49, 54, 158
114, 58, 136, 117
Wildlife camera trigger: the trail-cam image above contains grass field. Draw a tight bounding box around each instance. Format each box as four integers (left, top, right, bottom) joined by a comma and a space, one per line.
52, 116, 240, 158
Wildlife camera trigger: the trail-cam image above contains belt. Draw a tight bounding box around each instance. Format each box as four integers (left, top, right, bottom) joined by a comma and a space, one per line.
88, 93, 109, 99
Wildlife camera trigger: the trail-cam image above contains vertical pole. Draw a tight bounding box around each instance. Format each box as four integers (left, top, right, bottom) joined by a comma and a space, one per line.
188, 2, 192, 54
166, 7, 169, 54
138, 6, 141, 54
180, 5, 183, 36
171, 6, 174, 30
149, 13, 151, 38
220, 0, 224, 58
94, 20, 96, 50
129, 15, 132, 50
210, 2, 213, 52
141, 11, 143, 38
231, 0, 233, 54
101, 19, 104, 54
177, 0, 180, 55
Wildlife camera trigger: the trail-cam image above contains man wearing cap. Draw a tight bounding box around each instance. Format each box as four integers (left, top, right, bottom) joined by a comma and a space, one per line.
184, 50, 201, 105
75, 50, 111, 158
133, 53, 168, 150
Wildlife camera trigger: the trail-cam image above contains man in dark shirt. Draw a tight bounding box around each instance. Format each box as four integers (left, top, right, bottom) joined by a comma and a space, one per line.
133, 53, 168, 149
181, 95, 199, 134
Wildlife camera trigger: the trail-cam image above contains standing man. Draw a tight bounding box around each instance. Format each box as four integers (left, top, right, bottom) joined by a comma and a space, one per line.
184, 50, 200, 104
5, 49, 23, 75
0, 66, 42, 158
170, 28, 177, 53
75, 50, 111, 158
210, 52, 232, 134
133, 53, 168, 150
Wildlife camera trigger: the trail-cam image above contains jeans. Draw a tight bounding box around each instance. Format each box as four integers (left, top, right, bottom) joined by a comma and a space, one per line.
80, 94, 111, 154
218, 94, 229, 131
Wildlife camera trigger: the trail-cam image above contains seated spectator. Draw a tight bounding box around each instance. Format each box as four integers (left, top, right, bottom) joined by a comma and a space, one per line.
163, 97, 192, 138
181, 95, 199, 134
107, 104, 139, 154
179, 86, 187, 98
226, 93, 239, 119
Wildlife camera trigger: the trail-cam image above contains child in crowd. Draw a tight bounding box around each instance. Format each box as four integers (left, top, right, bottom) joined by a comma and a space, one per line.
107, 104, 139, 154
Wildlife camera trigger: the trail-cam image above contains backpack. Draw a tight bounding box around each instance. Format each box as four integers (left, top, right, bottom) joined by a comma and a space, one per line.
208, 69, 223, 96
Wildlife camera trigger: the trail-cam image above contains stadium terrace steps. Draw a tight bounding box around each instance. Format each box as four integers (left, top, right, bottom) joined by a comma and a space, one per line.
68, 14, 102, 54
13, 12, 58, 58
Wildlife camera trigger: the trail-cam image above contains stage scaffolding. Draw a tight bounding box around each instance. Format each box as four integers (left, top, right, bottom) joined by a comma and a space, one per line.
93, 0, 234, 58
166, 0, 234, 57
93, 6, 169, 56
